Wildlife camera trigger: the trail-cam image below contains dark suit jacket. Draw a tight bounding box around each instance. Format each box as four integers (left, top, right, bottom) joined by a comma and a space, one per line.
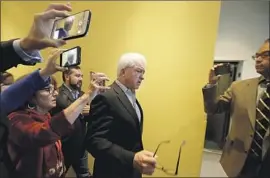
51, 84, 87, 165
85, 82, 144, 178
1, 40, 36, 72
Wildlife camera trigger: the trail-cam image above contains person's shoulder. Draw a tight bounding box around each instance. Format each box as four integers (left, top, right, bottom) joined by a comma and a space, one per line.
97, 88, 115, 101
8, 109, 29, 120
58, 84, 67, 91
91, 87, 116, 105
57, 84, 68, 95
230, 77, 260, 91
232, 77, 259, 86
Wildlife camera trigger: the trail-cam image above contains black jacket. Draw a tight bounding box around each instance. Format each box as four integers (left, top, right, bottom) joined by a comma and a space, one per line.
85, 82, 144, 178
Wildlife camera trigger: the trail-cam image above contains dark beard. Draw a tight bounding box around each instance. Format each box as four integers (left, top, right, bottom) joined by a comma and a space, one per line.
70, 83, 81, 91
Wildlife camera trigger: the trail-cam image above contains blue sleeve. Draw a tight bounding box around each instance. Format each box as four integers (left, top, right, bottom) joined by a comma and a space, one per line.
13, 39, 43, 63
0, 70, 51, 113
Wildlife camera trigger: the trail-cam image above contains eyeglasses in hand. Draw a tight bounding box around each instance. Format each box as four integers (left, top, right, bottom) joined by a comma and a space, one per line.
153, 140, 186, 176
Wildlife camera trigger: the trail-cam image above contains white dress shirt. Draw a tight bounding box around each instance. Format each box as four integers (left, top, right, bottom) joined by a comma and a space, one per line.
115, 80, 141, 122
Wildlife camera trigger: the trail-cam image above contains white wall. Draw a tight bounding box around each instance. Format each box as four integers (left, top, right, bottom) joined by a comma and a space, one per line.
214, 0, 269, 80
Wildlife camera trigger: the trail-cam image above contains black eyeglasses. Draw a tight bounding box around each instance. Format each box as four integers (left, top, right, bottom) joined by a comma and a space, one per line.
153, 140, 186, 176
252, 51, 270, 60
41, 86, 56, 94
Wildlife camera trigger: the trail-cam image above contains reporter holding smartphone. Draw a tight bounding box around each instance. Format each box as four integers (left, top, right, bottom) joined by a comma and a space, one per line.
6, 50, 109, 178
202, 38, 270, 178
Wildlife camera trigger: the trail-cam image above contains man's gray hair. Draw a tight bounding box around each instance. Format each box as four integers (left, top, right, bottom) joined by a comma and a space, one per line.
117, 53, 146, 77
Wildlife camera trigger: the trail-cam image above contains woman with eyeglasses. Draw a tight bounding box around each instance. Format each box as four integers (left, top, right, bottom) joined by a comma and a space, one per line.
6, 50, 109, 178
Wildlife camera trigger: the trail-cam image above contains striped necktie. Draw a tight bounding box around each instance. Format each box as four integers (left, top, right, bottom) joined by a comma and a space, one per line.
250, 80, 270, 157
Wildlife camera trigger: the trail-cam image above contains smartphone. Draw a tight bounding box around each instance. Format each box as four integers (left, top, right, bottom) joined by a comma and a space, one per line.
51, 10, 91, 40
90, 71, 106, 93
214, 63, 231, 75
60, 46, 81, 67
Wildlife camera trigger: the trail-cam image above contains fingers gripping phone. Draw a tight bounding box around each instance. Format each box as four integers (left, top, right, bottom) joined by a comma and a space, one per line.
60, 46, 81, 67
90, 71, 106, 93
214, 63, 231, 75
51, 10, 91, 40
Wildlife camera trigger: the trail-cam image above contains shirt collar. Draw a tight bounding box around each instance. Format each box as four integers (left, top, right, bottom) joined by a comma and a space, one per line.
115, 80, 135, 95
63, 83, 79, 94
259, 75, 266, 84
258, 75, 270, 89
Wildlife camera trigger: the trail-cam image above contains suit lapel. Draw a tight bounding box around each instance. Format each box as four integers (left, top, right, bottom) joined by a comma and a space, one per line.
112, 82, 141, 131
246, 77, 260, 130
61, 84, 76, 102
136, 100, 144, 133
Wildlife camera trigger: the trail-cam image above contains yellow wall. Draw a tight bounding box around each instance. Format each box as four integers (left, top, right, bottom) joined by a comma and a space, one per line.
1, 1, 220, 177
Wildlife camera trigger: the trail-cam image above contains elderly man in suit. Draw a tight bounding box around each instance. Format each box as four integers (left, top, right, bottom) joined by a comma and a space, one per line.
202, 38, 270, 178
85, 53, 157, 178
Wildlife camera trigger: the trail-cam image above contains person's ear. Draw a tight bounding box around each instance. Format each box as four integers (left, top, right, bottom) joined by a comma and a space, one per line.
27, 98, 37, 109
64, 73, 69, 81
120, 68, 126, 76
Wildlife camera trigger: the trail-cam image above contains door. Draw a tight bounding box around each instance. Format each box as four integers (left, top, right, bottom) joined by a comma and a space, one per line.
204, 62, 238, 150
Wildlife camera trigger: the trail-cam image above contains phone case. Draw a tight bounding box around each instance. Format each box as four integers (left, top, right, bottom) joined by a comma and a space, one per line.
51, 10, 92, 40
215, 64, 231, 75
60, 46, 81, 67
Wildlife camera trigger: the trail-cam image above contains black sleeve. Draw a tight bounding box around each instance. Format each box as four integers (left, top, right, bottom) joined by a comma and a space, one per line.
85, 94, 135, 169
0, 39, 35, 72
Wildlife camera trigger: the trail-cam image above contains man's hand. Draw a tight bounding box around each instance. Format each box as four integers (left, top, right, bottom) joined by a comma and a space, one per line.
208, 64, 223, 85
133, 150, 157, 175
39, 49, 67, 78
20, 3, 72, 51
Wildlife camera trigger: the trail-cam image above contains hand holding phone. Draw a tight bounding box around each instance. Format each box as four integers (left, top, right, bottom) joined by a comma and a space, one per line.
60, 46, 81, 67
51, 10, 91, 40
209, 63, 231, 85
90, 71, 110, 94
214, 63, 231, 76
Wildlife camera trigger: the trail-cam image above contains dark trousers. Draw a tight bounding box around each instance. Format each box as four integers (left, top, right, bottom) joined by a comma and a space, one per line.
65, 151, 91, 178
237, 153, 262, 178
259, 148, 270, 178
237, 150, 270, 178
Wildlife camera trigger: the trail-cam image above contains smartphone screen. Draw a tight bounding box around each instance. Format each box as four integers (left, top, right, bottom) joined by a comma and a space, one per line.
51, 10, 91, 40
60, 46, 81, 67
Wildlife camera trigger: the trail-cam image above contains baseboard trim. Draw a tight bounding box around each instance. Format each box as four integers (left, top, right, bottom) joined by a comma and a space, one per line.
203, 148, 222, 155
